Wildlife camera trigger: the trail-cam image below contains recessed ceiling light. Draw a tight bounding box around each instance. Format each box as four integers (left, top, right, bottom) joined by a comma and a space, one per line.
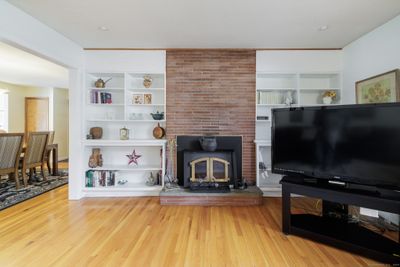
98, 26, 109, 31
318, 25, 329, 31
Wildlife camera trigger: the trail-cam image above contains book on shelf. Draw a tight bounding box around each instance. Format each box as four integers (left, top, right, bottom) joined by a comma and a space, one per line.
91, 90, 113, 104
85, 170, 116, 187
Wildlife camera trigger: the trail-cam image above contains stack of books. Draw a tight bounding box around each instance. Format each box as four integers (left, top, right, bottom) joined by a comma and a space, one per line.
85, 170, 116, 187
90, 90, 112, 104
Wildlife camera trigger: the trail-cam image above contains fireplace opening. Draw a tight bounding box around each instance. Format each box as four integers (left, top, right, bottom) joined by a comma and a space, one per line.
190, 157, 230, 183
177, 136, 242, 192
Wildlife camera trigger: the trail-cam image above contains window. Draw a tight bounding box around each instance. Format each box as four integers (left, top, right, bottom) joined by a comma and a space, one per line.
0, 91, 9, 132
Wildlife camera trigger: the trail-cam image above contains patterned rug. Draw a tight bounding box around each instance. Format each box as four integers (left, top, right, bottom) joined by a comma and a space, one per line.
0, 169, 68, 211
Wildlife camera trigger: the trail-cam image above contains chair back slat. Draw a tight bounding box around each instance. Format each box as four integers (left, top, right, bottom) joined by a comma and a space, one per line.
25, 132, 49, 166
0, 133, 24, 170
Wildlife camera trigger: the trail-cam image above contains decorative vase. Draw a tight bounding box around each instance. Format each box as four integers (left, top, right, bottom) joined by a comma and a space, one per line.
143, 75, 153, 88
146, 172, 156, 186
88, 148, 102, 168
284, 91, 293, 105
322, 96, 333, 105
165, 139, 178, 187
90, 127, 103, 139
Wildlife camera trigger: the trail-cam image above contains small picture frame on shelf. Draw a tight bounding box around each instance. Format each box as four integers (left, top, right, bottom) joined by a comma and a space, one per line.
144, 93, 152, 104
120, 126, 130, 140
132, 93, 144, 105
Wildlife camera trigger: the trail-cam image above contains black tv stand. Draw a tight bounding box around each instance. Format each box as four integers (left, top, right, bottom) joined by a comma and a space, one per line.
281, 176, 400, 264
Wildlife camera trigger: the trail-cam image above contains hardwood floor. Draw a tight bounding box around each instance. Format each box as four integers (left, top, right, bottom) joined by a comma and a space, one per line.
0, 186, 381, 267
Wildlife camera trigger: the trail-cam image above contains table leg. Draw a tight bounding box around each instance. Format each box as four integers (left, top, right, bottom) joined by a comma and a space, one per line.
52, 144, 59, 176
282, 184, 291, 235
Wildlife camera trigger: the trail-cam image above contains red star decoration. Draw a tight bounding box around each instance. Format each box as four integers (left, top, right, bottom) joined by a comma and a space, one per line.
126, 149, 141, 165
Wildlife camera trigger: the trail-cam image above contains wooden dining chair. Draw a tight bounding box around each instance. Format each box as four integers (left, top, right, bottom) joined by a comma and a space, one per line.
43, 131, 55, 174
22, 131, 49, 186
0, 133, 24, 189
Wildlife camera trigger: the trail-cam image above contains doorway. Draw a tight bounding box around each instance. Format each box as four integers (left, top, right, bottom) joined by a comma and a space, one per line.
25, 97, 49, 135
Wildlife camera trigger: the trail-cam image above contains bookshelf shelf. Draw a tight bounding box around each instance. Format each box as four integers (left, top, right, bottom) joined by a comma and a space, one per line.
86, 165, 162, 171
83, 185, 162, 192
83, 139, 167, 147
84, 71, 167, 197
88, 104, 124, 106
255, 72, 342, 196
127, 88, 165, 91
127, 104, 165, 107
88, 87, 124, 91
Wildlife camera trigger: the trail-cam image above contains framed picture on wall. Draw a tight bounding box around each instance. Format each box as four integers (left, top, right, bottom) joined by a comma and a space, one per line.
356, 69, 400, 104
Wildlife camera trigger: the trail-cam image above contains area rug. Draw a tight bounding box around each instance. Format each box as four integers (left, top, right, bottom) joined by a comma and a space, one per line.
0, 169, 68, 211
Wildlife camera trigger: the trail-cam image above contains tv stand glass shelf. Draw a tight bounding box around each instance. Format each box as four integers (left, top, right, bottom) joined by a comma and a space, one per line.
281, 176, 400, 264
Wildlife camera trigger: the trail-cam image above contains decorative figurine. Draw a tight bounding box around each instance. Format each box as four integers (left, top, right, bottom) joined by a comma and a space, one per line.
126, 149, 141, 165
284, 91, 294, 106
120, 126, 129, 140
146, 172, 156, 186
88, 148, 102, 168
98, 154, 103, 167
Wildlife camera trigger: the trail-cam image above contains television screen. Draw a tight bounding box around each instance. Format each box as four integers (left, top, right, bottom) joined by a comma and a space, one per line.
272, 103, 400, 190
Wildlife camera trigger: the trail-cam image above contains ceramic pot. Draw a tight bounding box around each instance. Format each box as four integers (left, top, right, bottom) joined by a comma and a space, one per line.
199, 136, 217, 151
150, 111, 164, 120
322, 96, 332, 105
90, 127, 103, 139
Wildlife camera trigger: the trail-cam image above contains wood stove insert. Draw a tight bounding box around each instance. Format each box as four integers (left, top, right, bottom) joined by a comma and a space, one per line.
177, 136, 242, 192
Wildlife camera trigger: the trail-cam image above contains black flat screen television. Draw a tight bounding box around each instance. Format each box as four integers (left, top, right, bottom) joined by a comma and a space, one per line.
271, 103, 400, 190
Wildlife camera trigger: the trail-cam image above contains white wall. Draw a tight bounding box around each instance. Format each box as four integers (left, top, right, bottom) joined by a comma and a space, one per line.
53, 88, 69, 159
343, 14, 400, 225
342, 15, 400, 104
84, 50, 166, 72
257, 50, 343, 73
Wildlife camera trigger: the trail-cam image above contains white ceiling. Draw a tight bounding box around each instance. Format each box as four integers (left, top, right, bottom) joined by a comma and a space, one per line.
6, 0, 400, 49
0, 42, 68, 88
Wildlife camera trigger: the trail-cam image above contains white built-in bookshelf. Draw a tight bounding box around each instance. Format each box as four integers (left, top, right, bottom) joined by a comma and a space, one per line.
255, 72, 342, 195
83, 71, 167, 197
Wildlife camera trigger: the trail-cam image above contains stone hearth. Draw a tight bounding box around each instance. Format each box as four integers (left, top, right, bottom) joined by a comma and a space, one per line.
160, 186, 263, 206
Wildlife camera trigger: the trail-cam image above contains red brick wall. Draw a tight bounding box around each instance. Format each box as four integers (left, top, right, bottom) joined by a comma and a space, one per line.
166, 50, 256, 183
